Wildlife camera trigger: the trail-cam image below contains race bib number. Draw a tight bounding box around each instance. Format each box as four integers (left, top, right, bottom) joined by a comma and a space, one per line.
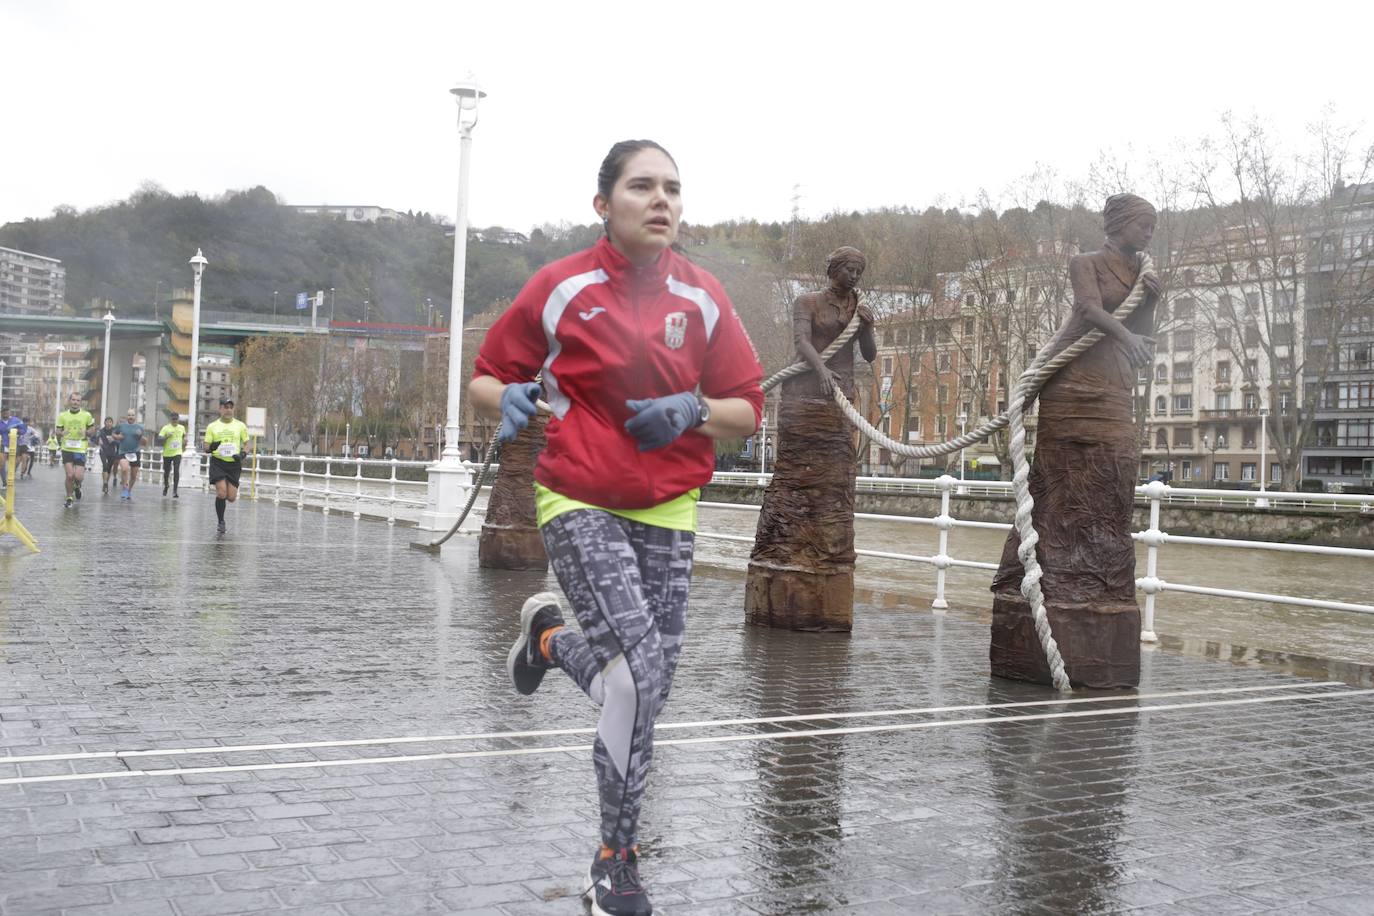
168, 439, 182, 450
126, 453, 139, 464
217, 441, 238, 459
65, 438, 85, 450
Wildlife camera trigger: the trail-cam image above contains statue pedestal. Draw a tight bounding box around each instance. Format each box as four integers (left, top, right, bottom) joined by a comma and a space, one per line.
990, 594, 1140, 688
745, 564, 853, 632
479, 525, 547, 570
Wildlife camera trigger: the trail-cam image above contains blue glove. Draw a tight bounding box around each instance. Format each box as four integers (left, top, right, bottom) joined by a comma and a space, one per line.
624, 392, 701, 452
499, 382, 542, 443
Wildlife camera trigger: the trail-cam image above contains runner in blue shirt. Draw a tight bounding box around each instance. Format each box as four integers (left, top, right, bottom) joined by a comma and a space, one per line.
0, 407, 25, 488
112, 409, 146, 500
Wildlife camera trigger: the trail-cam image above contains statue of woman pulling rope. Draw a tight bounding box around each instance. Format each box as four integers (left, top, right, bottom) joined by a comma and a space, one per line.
990, 193, 1161, 687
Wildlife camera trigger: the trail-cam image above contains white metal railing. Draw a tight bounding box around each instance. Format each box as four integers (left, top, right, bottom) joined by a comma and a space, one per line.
710, 471, 1374, 512
696, 474, 1374, 642
29, 449, 1371, 637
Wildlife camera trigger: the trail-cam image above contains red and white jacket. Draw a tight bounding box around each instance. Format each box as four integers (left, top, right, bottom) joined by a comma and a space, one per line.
474, 237, 764, 510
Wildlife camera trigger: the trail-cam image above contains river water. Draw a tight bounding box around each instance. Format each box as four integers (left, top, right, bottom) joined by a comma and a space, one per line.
693, 505, 1374, 671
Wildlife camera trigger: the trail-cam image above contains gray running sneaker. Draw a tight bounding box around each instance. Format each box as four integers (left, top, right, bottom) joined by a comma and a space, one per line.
216, 520, 226, 534
585, 847, 652, 916
506, 592, 565, 695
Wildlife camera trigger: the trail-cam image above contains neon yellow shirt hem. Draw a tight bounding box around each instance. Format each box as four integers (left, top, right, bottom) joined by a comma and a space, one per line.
535, 483, 699, 532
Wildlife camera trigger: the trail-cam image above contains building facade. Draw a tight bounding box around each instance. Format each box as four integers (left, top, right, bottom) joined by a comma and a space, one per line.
0, 246, 66, 314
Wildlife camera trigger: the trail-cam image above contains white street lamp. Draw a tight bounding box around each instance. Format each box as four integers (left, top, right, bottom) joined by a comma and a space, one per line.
0, 359, 6, 414
329, 287, 336, 323
184, 249, 208, 483
1257, 406, 1270, 507
957, 410, 969, 482
54, 344, 65, 423
100, 310, 115, 424
345, 422, 351, 456
273, 422, 279, 454
420, 73, 486, 532
759, 411, 768, 476
272, 290, 279, 317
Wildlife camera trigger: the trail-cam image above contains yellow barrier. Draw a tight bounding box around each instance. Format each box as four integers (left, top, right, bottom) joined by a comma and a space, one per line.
0, 428, 39, 553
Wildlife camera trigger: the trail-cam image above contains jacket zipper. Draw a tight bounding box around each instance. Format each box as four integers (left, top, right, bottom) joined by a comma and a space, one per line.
632, 271, 655, 507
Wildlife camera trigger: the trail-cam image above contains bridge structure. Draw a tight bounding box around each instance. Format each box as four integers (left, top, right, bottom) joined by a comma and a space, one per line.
1, 457, 1373, 914
0, 303, 439, 427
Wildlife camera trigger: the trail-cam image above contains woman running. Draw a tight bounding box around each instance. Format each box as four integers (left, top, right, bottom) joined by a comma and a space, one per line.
470, 140, 763, 916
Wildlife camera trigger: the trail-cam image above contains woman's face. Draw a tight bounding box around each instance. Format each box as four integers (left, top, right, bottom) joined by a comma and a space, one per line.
595, 149, 682, 266
830, 259, 863, 291
1113, 214, 1156, 251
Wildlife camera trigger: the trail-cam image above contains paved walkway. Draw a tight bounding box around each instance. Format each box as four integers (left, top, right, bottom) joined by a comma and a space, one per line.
2, 478, 1374, 914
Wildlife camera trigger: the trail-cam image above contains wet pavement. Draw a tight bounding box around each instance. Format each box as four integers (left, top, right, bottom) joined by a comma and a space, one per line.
2, 480, 1374, 914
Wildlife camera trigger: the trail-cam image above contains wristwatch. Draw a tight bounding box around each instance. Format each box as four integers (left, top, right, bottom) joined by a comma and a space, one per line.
694, 395, 711, 428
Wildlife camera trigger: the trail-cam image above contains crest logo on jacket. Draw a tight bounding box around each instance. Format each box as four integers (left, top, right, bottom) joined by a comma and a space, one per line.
664, 312, 687, 349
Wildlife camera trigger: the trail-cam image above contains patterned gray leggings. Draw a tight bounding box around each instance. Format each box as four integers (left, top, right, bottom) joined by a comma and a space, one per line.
541, 509, 693, 850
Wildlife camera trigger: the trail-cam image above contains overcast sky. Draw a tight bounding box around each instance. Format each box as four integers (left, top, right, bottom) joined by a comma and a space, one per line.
3, 0, 1370, 233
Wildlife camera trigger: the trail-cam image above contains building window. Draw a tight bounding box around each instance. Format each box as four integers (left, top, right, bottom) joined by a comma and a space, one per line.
906, 415, 921, 434
882, 330, 894, 346
882, 357, 893, 374
1213, 463, 1230, 481
1216, 360, 1230, 382
1155, 364, 1167, 383
1155, 429, 1167, 448
1181, 460, 1193, 479
1155, 395, 1167, 415
1175, 330, 1194, 351
1175, 297, 1195, 321
937, 352, 952, 372
1270, 462, 1282, 483
1307, 457, 1337, 476
1173, 394, 1192, 414
1215, 328, 1231, 350
1215, 393, 1230, 411
1241, 462, 1257, 481
937, 415, 947, 435
1242, 428, 1256, 449
963, 317, 975, 337
1174, 362, 1193, 382
1175, 428, 1192, 447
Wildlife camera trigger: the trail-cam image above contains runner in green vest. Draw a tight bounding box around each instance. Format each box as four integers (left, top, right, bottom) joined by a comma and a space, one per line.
203, 397, 250, 534
54, 392, 95, 508
159, 413, 187, 497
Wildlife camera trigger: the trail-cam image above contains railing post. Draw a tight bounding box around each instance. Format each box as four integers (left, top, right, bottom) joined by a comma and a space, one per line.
387, 458, 398, 526
353, 457, 363, 519
296, 457, 305, 510
271, 454, 281, 505
322, 457, 332, 515
1137, 480, 1166, 643
931, 474, 956, 612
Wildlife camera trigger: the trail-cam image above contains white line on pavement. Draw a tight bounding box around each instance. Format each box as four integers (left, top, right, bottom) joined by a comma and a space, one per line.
0, 686, 1368, 786
0, 681, 1345, 764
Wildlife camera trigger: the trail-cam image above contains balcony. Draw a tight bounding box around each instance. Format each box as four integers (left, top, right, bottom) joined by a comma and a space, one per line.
1199, 408, 1264, 420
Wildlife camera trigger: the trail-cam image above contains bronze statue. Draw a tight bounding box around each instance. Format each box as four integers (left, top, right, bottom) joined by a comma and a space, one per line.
745, 247, 877, 630
479, 416, 548, 570
990, 194, 1160, 687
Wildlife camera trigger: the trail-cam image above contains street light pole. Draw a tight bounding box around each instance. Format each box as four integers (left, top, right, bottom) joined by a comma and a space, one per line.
1257, 407, 1269, 507
0, 360, 6, 414
100, 310, 115, 424
957, 410, 968, 483
329, 288, 336, 323
420, 74, 486, 533
184, 249, 208, 482
54, 344, 65, 423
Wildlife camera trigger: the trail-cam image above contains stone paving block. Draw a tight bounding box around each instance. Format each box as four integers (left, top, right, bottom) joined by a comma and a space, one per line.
61, 900, 178, 916
150, 853, 249, 878
307, 858, 402, 882
273, 879, 378, 907
171, 890, 281, 916
191, 834, 281, 856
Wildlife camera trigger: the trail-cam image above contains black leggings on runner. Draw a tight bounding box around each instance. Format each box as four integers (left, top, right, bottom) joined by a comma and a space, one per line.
541, 508, 693, 850
162, 456, 181, 491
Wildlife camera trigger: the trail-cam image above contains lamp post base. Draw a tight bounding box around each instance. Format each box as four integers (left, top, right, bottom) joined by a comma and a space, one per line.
180, 450, 202, 491
417, 457, 475, 533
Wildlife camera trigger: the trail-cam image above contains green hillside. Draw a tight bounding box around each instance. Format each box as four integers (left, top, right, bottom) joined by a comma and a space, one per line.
0, 185, 600, 323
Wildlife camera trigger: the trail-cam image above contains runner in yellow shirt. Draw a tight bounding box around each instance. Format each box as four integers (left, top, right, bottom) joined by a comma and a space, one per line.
54, 393, 96, 508
158, 414, 187, 498
203, 397, 250, 534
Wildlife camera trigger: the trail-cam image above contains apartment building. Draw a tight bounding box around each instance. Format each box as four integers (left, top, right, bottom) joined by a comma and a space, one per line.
0, 245, 65, 314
